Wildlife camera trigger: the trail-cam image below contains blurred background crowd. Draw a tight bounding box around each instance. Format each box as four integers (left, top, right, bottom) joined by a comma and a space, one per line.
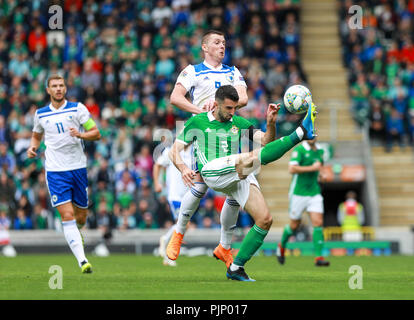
0, 0, 305, 231
339, 0, 414, 151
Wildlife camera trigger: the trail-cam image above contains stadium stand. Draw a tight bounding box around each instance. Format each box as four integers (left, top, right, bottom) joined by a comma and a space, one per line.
338, 0, 414, 226
0, 0, 306, 231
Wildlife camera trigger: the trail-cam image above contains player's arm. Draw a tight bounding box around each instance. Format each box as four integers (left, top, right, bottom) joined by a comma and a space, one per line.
170, 83, 202, 115
152, 162, 165, 193
27, 131, 43, 158
169, 140, 195, 187
69, 118, 101, 141
288, 161, 322, 174
252, 103, 280, 146
234, 85, 248, 108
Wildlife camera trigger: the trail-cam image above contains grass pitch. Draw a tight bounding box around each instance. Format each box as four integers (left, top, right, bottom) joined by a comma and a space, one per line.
1, 254, 413, 300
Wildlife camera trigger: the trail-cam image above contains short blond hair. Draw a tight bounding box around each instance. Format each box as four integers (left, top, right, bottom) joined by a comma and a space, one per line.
201, 30, 225, 45
47, 74, 65, 87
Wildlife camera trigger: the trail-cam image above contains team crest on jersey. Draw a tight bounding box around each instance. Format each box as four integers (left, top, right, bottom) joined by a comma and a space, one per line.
226, 73, 234, 83
231, 125, 239, 134
52, 195, 58, 203
67, 115, 74, 121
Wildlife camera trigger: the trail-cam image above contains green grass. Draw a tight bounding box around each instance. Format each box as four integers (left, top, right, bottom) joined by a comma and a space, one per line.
0, 254, 413, 300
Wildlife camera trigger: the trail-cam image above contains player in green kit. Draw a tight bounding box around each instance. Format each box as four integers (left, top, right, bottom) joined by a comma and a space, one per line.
276, 137, 330, 267
167, 85, 318, 281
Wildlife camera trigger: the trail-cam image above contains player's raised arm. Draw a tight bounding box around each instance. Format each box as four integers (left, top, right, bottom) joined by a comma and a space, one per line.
252, 103, 280, 146
234, 85, 248, 108
27, 131, 43, 158
170, 83, 202, 115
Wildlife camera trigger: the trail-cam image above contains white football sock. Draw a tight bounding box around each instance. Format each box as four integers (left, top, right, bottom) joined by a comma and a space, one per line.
220, 197, 240, 250
296, 127, 304, 140
175, 183, 208, 234
62, 219, 87, 267
230, 263, 242, 271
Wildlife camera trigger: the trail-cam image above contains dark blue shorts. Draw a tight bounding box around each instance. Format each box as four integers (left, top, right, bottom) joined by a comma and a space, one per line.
46, 168, 88, 208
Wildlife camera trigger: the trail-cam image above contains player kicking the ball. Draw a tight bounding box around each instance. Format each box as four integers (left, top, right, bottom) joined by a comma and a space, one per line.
27, 75, 101, 273
168, 85, 318, 281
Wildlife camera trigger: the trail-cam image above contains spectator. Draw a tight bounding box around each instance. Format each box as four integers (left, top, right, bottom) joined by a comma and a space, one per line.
33, 204, 48, 229
14, 208, 33, 230
386, 107, 406, 151
337, 191, 365, 241
138, 211, 159, 229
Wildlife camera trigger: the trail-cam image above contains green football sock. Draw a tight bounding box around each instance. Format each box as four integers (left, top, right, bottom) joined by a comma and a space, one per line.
280, 224, 295, 248
234, 224, 268, 267
313, 226, 324, 257
259, 128, 302, 165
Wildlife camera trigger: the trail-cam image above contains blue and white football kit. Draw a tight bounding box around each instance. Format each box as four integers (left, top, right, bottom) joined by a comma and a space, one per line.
33, 100, 91, 208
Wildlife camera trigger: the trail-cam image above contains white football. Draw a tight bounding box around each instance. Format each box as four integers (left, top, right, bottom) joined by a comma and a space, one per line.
283, 85, 312, 114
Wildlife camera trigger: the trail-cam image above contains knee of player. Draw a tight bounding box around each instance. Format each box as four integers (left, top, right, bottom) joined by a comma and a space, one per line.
259, 212, 273, 230
60, 211, 75, 221
312, 218, 323, 227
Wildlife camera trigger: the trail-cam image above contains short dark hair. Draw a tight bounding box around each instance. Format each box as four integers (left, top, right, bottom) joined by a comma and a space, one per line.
215, 85, 239, 103
202, 30, 225, 45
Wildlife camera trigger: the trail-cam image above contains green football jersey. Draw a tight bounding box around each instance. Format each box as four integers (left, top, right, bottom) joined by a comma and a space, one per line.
288, 142, 324, 196
176, 111, 253, 171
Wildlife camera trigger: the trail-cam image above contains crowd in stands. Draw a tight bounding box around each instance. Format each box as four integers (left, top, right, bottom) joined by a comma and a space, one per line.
339, 0, 414, 151
0, 0, 306, 232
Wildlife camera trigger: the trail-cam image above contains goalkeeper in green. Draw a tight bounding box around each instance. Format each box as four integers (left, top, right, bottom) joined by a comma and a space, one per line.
167, 85, 318, 281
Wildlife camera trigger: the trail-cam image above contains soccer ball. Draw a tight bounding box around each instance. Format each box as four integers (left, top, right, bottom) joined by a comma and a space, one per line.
283, 85, 312, 114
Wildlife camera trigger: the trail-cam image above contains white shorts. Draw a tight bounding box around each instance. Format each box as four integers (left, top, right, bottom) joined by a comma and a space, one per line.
201, 155, 260, 209
289, 194, 324, 220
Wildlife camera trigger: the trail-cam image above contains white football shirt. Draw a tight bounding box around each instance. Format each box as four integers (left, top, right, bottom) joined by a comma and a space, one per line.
175, 61, 247, 109
156, 146, 192, 202
32, 100, 91, 172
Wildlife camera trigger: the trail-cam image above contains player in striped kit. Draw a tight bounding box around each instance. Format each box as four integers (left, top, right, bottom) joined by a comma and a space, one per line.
167, 30, 250, 268
27, 75, 101, 273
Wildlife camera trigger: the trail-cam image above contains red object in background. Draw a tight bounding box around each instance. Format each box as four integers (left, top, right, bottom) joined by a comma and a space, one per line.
85, 102, 100, 119
344, 199, 357, 215
408, 0, 414, 13
400, 45, 414, 63
64, 0, 83, 12
27, 29, 47, 52
214, 195, 226, 213
165, 112, 175, 129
